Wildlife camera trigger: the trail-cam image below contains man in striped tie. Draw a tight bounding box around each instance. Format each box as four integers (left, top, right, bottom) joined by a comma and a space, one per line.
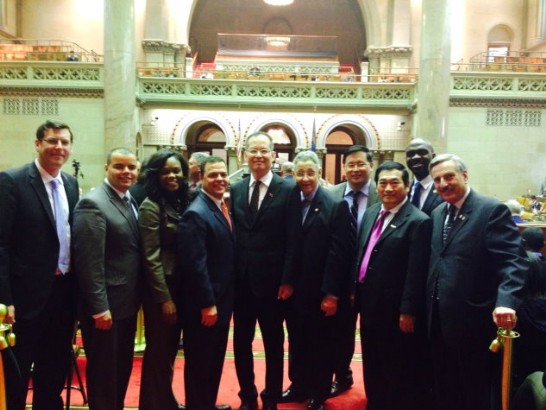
328, 144, 378, 397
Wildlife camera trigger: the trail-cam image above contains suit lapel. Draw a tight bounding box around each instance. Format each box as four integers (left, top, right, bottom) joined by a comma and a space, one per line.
201, 193, 233, 237
28, 163, 56, 228
103, 183, 139, 235
302, 188, 322, 230
376, 201, 410, 244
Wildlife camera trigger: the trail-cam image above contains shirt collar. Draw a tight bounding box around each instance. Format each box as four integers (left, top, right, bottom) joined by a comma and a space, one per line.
250, 170, 273, 188
415, 174, 433, 190
104, 178, 129, 200
344, 180, 370, 197
202, 190, 223, 208
381, 197, 408, 215
300, 186, 319, 203
35, 159, 63, 185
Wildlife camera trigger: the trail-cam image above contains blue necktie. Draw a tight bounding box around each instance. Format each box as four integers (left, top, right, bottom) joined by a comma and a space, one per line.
411, 182, 421, 207
51, 179, 70, 274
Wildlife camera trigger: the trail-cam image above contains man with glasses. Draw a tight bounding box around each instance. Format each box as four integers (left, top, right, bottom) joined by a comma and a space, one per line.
0, 120, 80, 410
230, 132, 294, 410
327, 144, 378, 397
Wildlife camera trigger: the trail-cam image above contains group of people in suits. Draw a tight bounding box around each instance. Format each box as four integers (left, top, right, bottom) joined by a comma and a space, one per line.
0, 120, 533, 410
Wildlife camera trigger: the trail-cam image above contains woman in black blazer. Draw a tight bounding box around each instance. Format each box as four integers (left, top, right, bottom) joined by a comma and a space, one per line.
138, 149, 189, 410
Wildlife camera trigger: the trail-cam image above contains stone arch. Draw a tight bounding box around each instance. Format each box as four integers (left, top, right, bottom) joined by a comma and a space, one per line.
171, 112, 237, 148
246, 113, 306, 148
317, 114, 381, 150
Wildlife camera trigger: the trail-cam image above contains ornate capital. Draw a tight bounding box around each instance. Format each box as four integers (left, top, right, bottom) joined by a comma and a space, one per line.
142, 40, 189, 54
365, 46, 413, 58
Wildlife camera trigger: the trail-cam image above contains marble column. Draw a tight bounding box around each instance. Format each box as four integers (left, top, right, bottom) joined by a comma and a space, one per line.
104, 0, 136, 152
415, 0, 453, 153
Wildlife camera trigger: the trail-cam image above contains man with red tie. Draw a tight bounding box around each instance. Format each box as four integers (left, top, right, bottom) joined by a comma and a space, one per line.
178, 156, 234, 410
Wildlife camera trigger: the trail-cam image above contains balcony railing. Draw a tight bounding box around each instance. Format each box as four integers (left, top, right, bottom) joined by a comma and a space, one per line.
1, 59, 545, 108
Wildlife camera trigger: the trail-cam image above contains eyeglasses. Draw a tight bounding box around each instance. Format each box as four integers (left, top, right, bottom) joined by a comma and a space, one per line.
345, 162, 369, 170
247, 149, 271, 156
42, 138, 71, 147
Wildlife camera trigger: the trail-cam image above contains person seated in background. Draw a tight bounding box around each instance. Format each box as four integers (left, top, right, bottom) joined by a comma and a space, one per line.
506, 199, 525, 224
530, 195, 542, 213
522, 227, 546, 260
280, 161, 294, 181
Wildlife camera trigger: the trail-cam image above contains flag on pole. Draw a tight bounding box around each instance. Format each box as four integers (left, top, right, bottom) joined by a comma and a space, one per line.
310, 117, 317, 152
236, 117, 244, 163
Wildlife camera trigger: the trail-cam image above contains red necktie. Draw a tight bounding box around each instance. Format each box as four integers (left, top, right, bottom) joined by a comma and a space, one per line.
358, 210, 390, 282
221, 201, 232, 231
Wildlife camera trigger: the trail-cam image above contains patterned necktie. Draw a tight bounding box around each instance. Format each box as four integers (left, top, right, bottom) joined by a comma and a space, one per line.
411, 182, 421, 207
124, 195, 138, 222
358, 210, 390, 282
350, 191, 362, 229
301, 198, 312, 224
51, 179, 70, 274
442, 206, 457, 244
221, 201, 232, 231
249, 180, 261, 217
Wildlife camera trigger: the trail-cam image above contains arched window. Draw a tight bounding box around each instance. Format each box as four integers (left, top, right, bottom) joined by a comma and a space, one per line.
487, 25, 513, 62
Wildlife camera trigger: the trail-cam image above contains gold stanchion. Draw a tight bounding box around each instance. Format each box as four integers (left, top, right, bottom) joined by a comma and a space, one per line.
489, 327, 520, 410
0, 304, 16, 410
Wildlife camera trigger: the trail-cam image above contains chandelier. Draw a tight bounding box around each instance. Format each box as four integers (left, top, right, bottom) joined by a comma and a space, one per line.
263, 0, 294, 6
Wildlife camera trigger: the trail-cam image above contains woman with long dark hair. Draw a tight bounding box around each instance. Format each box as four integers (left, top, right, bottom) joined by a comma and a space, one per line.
138, 149, 189, 410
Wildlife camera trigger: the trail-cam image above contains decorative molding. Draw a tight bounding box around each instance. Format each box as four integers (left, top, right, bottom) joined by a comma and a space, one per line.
450, 97, 546, 108
142, 40, 189, 54
0, 87, 103, 98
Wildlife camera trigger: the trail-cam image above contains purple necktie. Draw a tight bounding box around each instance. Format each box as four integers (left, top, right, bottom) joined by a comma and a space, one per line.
358, 210, 390, 282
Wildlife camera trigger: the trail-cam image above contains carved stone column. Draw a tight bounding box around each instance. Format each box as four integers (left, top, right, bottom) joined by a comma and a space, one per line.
415, 0, 454, 153
104, 0, 136, 151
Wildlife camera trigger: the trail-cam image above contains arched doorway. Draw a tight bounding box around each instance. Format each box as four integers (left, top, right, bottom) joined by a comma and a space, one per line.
187, 123, 227, 162
324, 126, 368, 185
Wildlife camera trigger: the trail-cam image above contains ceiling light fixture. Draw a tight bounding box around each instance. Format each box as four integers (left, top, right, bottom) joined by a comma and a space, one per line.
263, 0, 294, 6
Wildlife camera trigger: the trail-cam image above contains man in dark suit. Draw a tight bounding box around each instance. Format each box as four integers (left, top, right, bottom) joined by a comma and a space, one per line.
72, 147, 142, 410
230, 132, 294, 410
0, 120, 79, 410
327, 144, 377, 397
178, 156, 235, 410
355, 161, 432, 410
282, 151, 354, 410
427, 153, 527, 410
405, 138, 443, 216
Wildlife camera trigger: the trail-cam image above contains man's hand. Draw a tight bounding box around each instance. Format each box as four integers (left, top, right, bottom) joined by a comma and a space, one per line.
94, 311, 113, 330
321, 295, 338, 317
399, 313, 416, 334
492, 307, 517, 330
161, 300, 177, 325
278, 284, 294, 300
201, 305, 218, 327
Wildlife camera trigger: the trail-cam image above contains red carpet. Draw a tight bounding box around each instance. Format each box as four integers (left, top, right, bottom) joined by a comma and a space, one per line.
29, 326, 368, 409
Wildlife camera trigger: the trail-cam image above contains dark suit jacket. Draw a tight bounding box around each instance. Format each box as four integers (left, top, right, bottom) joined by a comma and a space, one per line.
283, 186, 355, 314
72, 182, 141, 320
230, 173, 294, 298
356, 201, 431, 328
329, 180, 378, 208
409, 180, 443, 216
426, 190, 527, 348
0, 162, 79, 320
178, 192, 235, 326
